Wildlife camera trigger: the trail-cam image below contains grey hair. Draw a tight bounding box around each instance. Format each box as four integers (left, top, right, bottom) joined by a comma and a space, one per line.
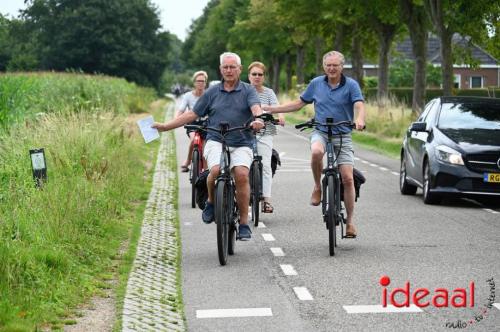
323, 51, 345, 66
220, 52, 242, 65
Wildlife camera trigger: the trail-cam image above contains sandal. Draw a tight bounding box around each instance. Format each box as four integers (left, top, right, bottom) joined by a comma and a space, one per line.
181, 165, 189, 172
262, 202, 274, 213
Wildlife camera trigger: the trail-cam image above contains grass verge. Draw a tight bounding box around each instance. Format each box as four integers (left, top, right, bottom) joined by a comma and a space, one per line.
0, 72, 163, 331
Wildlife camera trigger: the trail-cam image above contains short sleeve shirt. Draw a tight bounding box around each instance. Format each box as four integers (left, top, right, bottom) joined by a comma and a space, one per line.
178, 91, 200, 113
300, 74, 364, 134
193, 80, 260, 147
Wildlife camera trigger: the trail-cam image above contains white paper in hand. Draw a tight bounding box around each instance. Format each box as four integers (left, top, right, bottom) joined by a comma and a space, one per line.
137, 116, 160, 143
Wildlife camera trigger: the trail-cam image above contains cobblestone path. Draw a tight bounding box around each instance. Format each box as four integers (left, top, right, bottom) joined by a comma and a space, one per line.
122, 105, 185, 331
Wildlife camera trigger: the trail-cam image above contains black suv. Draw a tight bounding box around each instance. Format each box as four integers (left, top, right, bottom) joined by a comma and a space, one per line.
400, 96, 500, 205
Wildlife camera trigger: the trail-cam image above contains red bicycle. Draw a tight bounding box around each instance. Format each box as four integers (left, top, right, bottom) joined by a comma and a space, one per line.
188, 120, 206, 208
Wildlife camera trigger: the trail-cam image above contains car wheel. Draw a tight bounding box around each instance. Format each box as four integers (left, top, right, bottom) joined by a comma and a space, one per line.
400, 153, 417, 195
422, 161, 441, 205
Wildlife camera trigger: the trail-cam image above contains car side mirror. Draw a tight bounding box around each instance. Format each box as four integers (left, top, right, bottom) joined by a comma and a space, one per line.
410, 122, 428, 132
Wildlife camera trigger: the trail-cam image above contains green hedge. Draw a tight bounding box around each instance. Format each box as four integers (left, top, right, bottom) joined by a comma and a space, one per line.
364, 87, 500, 105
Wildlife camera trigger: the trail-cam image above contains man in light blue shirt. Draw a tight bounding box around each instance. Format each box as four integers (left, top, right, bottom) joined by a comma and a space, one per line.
264, 51, 366, 238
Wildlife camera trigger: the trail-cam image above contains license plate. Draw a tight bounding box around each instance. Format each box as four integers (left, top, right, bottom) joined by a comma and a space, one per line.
484, 173, 500, 183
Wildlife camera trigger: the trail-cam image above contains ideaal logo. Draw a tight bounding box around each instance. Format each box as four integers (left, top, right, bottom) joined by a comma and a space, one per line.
379, 276, 496, 329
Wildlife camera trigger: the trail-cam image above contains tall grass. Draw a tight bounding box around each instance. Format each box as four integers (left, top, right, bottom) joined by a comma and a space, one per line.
0, 72, 155, 129
0, 72, 162, 331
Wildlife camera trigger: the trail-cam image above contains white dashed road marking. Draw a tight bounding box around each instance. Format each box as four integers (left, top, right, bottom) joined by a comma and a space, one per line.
391, 171, 399, 176
493, 303, 500, 310
370, 163, 378, 167
293, 287, 313, 301
280, 264, 298, 276
270, 247, 285, 256
379, 167, 388, 171
257, 222, 266, 228
262, 233, 275, 241
343, 305, 423, 313
196, 308, 273, 318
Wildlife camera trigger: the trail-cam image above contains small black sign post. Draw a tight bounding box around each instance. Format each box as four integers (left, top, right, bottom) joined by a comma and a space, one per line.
30, 148, 47, 188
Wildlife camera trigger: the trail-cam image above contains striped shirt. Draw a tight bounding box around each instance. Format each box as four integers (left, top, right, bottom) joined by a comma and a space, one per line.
257, 86, 279, 136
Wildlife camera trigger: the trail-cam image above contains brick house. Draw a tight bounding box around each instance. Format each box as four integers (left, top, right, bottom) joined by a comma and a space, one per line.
343, 34, 499, 89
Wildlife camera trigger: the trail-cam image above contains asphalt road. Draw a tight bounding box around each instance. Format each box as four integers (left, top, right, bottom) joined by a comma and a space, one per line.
175, 124, 500, 332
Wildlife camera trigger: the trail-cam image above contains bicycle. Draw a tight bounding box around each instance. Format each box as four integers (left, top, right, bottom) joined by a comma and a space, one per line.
186, 120, 206, 208
249, 114, 278, 227
295, 118, 356, 256
185, 121, 253, 265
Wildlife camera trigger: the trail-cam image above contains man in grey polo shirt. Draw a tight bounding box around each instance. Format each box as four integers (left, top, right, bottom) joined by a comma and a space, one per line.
153, 52, 264, 240
263, 50, 366, 238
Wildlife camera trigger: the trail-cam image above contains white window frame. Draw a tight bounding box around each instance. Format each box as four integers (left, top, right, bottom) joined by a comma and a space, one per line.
470, 76, 483, 88
453, 74, 461, 89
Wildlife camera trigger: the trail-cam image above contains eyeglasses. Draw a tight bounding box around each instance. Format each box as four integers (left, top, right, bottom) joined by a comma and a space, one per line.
251, 73, 264, 77
195, 80, 206, 83
221, 65, 238, 71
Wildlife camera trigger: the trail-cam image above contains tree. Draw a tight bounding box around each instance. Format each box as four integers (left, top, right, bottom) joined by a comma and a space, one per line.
366, 0, 404, 105
425, 0, 499, 96
399, 0, 429, 114
22, 0, 169, 88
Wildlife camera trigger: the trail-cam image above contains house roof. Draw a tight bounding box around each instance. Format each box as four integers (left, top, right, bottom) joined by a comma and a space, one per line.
345, 33, 498, 67
395, 34, 498, 65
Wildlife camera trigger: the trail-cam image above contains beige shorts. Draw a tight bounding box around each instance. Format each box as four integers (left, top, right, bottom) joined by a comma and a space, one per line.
203, 140, 253, 170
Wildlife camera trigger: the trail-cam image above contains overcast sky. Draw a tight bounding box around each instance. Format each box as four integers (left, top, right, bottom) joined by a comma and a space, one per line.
0, 0, 209, 41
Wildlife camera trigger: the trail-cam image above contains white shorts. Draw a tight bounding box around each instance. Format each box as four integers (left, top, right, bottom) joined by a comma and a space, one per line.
204, 140, 253, 170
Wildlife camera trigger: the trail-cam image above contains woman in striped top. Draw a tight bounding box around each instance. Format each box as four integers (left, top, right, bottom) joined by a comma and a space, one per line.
248, 61, 285, 213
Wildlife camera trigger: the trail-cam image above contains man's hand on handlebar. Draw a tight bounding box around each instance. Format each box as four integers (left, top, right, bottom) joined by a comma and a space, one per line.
250, 119, 265, 131
354, 118, 366, 131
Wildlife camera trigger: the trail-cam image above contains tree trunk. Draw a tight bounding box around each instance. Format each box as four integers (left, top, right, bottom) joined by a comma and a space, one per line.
376, 22, 397, 109
334, 24, 345, 51
285, 51, 292, 92
272, 55, 280, 94
296, 45, 305, 85
351, 32, 364, 90
426, 0, 454, 96
400, 0, 428, 114
315, 36, 324, 75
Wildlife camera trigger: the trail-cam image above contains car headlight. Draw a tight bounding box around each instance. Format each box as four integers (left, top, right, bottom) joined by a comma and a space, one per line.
435, 145, 464, 165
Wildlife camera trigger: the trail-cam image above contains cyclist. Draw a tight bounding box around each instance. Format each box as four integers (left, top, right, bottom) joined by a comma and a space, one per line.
247, 61, 285, 213
176, 71, 209, 172
153, 52, 265, 240
263, 50, 366, 238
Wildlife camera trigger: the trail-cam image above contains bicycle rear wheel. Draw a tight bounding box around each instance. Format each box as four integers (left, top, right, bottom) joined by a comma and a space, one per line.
327, 175, 336, 256
250, 161, 260, 227
215, 180, 229, 265
190, 149, 200, 208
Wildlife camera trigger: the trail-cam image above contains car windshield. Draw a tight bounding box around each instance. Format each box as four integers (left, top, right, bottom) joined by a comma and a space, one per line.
438, 101, 500, 130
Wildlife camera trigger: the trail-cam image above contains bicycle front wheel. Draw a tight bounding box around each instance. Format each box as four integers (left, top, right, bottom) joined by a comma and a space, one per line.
228, 188, 236, 255
250, 161, 260, 227
215, 180, 229, 265
327, 175, 336, 256
190, 149, 200, 208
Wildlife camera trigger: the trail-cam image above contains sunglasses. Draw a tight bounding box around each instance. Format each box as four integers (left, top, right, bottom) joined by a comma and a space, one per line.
251, 73, 264, 77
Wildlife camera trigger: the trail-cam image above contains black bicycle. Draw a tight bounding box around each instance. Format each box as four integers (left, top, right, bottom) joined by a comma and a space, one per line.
295, 118, 355, 256
250, 114, 278, 227
185, 121, 252, 265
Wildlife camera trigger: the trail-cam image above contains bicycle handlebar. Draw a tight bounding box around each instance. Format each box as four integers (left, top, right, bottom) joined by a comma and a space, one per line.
295, 119, 357, 130
256, 113, 279, 125
184, 122, 252, 136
